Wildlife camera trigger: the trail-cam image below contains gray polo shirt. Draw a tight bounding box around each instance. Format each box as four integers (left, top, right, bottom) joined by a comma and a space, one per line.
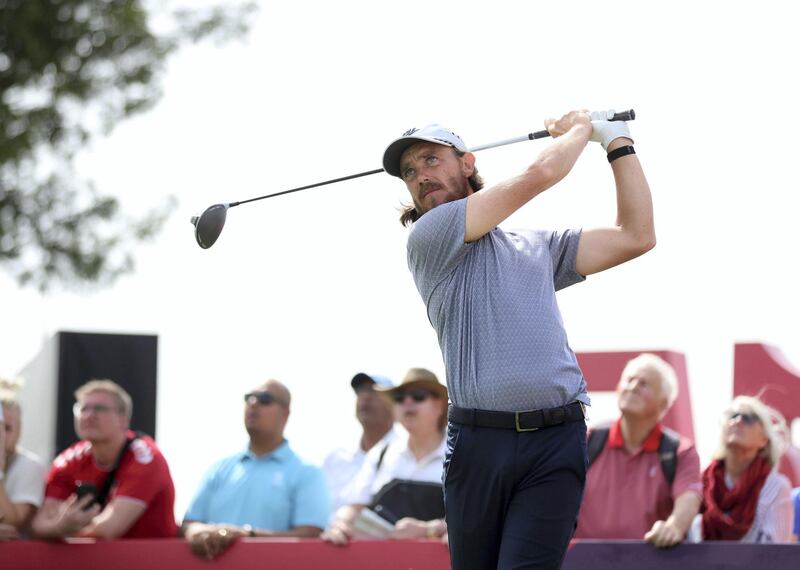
407, 197, 590, 412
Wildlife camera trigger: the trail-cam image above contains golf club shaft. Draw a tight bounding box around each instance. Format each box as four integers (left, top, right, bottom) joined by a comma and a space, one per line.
469, 109, 636, 152
232, 168, 384, 207
230, 109, 635, 208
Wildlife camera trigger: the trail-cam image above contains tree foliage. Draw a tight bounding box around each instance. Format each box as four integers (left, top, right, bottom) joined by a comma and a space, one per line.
0, 0, 255, 290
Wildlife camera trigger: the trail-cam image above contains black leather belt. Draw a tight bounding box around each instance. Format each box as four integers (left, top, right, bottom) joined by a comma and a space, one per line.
448, 401, 585, 432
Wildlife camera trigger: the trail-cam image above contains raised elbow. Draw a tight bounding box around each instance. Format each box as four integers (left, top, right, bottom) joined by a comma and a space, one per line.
630, 223, 656, 255
640, 232, 656, 253
619, 230, 655, 262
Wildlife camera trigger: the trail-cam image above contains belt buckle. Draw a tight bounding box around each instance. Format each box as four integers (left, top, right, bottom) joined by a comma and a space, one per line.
515, 411, 539, 432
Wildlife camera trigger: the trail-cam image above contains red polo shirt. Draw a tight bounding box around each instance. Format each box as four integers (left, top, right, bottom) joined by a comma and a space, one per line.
575, 420, 702, 539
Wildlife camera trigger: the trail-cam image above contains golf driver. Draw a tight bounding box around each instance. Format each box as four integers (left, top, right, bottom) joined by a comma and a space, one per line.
190, 109, 635, 249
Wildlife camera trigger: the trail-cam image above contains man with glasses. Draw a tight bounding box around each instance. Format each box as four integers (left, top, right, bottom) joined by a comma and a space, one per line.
31, 380, 178, 539
181, 379, 330, 560
575, 354, 702, 547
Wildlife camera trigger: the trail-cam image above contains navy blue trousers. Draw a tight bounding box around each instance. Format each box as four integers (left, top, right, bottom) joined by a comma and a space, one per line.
443, 419, 588, 570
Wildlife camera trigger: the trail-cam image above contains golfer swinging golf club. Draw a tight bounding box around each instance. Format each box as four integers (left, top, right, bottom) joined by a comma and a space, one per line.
382, 109, 654, 570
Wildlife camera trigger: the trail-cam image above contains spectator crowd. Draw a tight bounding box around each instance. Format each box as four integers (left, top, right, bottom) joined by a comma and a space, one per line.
1, 355, 799, 559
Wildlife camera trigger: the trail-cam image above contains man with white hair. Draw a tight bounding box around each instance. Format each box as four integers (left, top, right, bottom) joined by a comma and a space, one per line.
575, 353, 702, 547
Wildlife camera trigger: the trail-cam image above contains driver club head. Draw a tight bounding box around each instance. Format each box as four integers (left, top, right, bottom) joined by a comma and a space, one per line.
190, 203, 229, 249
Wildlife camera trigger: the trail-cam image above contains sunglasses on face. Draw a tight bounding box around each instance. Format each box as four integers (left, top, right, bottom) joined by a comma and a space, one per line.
727, 411, 760, 425
244, 392, 284, 406
392, 389, 434, 404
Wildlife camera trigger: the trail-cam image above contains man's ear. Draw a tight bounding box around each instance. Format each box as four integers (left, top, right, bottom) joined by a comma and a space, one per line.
461, 152, 476, 177
658, 398, 670, 418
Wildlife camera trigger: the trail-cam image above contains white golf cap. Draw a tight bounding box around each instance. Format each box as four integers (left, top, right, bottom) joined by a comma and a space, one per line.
382, 124, 468, 178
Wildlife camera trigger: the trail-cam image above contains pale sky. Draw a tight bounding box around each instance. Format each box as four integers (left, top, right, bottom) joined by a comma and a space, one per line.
2, 1, 798, 517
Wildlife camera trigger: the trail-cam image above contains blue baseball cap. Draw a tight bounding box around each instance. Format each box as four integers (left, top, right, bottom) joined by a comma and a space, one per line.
351, 372, 394, 391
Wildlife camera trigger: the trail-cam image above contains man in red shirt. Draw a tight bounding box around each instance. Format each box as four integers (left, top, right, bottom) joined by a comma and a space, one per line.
575, 354, 702, 547
31, 380, 177, 539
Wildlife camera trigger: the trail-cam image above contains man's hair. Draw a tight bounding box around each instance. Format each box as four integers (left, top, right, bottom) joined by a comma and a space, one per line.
713, 395, 787, 467
399, 148, 485, 227
0, 376, 22, 410
75, 379, 133, 421
620, 353, 679, 410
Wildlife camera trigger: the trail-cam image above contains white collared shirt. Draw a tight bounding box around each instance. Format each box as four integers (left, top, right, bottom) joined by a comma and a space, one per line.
340, 431, 447, 507
323, 428, 398, 515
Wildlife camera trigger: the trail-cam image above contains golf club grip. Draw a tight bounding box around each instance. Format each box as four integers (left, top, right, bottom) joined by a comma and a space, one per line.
611, 109, 635, 121
529, 109, 636, 140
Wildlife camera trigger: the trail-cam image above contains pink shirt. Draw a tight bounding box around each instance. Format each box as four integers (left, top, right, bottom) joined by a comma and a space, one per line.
575, 420, 702, 539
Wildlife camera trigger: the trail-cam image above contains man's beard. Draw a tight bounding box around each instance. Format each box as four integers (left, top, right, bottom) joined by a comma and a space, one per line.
414, 175, 470, 216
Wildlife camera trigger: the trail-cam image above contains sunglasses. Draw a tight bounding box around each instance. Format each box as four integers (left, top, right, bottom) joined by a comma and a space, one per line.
392, 389, 434, 404
727, 411, 760, 425
244, 392, 285, 406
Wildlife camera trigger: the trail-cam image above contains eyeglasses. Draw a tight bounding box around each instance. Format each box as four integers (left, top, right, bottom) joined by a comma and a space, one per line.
73, 403, 117, 417
392, 389, 434, 404
244, 392, 285, 406
727, 411, 760, 425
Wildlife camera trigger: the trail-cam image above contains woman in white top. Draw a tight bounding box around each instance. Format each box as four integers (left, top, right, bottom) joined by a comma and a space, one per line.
690, 395, 793, 543
1, 378, 46, 541
324, 368, 449, 545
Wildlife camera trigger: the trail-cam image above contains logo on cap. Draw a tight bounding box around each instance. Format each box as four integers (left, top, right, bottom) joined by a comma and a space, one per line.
402, 127, 419, 137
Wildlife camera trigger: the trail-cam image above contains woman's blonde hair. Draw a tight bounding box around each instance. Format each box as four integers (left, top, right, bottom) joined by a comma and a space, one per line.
714, 395, 787, 467
0, 377, 23, 409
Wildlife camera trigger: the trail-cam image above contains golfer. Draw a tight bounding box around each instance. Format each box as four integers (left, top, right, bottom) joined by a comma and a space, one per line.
382, 110, 654, 569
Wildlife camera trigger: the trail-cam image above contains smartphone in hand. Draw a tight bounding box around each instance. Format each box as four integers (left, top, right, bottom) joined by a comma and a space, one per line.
75, 481, 98, 510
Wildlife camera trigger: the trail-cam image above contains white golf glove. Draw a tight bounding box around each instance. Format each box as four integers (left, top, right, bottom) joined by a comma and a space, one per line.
589, 109, 633, 151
